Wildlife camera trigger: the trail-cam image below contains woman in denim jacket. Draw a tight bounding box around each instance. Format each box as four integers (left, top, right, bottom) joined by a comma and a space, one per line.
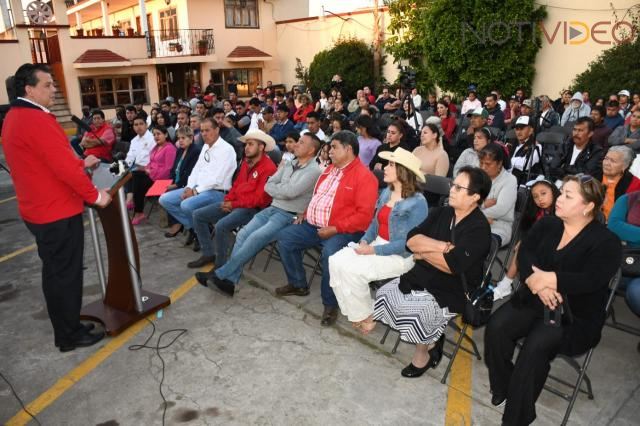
329, 148, 428, 333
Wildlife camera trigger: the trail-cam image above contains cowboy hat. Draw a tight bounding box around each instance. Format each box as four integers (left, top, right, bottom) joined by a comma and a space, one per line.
238, 130, 276, 152
378, 148, 426, 183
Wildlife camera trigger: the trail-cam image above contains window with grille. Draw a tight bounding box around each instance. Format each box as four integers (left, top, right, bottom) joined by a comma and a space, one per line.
159, 7, 178, 40
79, 75, 148, 109
224, 0, 259, 28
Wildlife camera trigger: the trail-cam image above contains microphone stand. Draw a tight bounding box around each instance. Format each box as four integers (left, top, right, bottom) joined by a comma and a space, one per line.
0, 162, 10, 174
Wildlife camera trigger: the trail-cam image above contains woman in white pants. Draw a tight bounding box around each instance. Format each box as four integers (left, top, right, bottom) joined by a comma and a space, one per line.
329, 148, 428, 333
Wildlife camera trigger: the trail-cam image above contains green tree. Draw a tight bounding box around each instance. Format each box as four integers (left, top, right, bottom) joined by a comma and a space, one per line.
570, 38, 640, 99
307, 37, 377, 96
385, 0, 546, 97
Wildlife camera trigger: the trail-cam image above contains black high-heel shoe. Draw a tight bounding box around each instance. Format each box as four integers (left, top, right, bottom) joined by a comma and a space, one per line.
164, 224, 184, 238
401, 354, 441, 378
427, 334, 445, 368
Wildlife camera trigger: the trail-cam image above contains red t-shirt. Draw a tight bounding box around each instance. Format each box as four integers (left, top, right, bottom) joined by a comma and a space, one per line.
377, 205, 392, 241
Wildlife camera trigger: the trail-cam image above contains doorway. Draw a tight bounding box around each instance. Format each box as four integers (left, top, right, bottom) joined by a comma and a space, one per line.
156, 64, 201, 101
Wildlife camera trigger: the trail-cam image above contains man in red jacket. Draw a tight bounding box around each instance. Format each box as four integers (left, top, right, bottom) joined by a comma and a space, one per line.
188, 130, 277, 269
2, 64, 112, 352
275, 130, 379, 326
80, 108, 116, 162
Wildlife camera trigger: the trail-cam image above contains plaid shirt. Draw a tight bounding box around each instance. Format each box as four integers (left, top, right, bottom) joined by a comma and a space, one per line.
306, 166, 344, 227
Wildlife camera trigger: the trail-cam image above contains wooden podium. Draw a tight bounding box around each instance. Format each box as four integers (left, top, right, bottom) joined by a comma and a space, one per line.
81, 170, 171, 336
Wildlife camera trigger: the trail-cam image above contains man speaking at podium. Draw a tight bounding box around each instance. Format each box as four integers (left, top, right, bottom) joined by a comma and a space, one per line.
2, 64, 112, 352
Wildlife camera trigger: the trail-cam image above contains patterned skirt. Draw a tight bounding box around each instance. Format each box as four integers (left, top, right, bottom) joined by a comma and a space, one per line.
373, 278, 456, 345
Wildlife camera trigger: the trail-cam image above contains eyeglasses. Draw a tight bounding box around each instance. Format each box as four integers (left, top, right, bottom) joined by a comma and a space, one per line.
449, 182, 472, 192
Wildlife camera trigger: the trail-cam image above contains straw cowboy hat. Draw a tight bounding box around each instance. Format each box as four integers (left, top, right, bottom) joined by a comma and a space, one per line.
378, 148, 426, 183
238, 130, 276, 152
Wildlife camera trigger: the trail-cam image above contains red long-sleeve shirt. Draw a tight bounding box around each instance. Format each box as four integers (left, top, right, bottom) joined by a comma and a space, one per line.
225, 154, 277, 209
2, 101, 99, 224
292, 104, 314, 124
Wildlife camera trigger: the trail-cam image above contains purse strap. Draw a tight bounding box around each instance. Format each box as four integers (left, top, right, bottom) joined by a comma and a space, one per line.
450, 215, 471, 298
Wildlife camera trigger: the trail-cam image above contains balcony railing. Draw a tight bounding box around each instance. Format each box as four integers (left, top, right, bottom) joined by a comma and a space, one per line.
146, 29, 214, 58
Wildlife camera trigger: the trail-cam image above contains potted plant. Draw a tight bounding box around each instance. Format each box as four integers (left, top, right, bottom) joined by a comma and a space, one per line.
95, 28, 103, 36
197, 39, 208, 55
76, 28, 84, 37
175, 43, 183, 53
112, 25, 120, 36
126, 27, 135, 37
169, 42, 177, 52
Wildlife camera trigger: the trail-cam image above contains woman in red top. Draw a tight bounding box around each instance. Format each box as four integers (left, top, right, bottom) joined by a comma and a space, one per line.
292, 93, 314, 127
437, 99, 457, 143
131, 125, 177, 224
329, 148, 428, 333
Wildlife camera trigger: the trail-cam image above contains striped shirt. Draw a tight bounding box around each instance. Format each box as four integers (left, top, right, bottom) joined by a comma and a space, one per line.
306, 166, 344, 227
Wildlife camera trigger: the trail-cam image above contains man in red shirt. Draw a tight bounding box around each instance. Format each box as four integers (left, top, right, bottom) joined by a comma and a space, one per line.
80, 108, 116, 162
187, 130, 277, 269
2, 64, 112, 352
275, 130, 379, 326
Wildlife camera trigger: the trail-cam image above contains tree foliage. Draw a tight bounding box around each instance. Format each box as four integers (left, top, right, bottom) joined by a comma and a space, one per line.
307, 37, 376, 95
570, 38, 640, 99
385, 0, 546, 97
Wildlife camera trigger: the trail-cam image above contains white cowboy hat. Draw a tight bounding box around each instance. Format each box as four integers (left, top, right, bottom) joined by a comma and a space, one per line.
238, 130, 276, 152
378, 148, 426, 183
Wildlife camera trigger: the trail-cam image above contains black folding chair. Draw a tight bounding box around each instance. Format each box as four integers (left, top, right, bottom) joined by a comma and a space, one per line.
540, 269, 622, 426
605, 277, 640, 336
494, 185, 529, 281
422, 174, 451, 209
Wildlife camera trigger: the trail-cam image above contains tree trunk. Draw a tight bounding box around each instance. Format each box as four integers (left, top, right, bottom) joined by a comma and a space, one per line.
372, 0, 382, 89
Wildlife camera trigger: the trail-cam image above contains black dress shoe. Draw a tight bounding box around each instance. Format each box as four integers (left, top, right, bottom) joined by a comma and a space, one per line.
320, 306, 338, 326
427, 334, 445, 368
401, 362, 431, 378
58, 330, 105, 353
491, 393, 506, 407
164, 224, 184, 238
212, 276, 235, 297
184, 230, 195, 246
187, 255, 215, 268
195, 271, 213, 287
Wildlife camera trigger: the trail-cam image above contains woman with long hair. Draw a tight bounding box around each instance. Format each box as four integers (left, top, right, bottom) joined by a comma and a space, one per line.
329, 148, 428, 333
413, 123, 449, 177
453, 127, 492, 176
354, 115, 382, 167
437, 99, 457, 142
370, 121, 408, 170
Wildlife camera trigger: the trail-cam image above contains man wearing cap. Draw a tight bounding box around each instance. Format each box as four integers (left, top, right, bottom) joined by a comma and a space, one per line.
549, 116, 604, 182
274, 130, 378, 326
510, 116, 541, 183
187, 130, 277, 268
270, 104, 295, 147
461, 88, 482, 115
485, 93, 505, 130
519, 99, 534, 120
618, 90, 631, 118
258, 105, 276, 134
195, 133, 323, 296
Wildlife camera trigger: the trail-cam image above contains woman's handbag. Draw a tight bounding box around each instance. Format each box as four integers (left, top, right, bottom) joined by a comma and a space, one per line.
621, 247, 640, 277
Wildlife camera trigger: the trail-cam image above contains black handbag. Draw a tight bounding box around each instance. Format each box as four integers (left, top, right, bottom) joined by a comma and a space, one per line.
450, 216, 494, 327
621, 247, 640, 277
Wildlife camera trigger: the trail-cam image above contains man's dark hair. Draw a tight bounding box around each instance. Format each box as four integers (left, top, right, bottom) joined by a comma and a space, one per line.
196, 101, 205, 107
125, 105, 137, 113
302, 132, 322, 155
457, 166, 492, 205
330, 130, 359, 156
263, 106, 274, 114
13, 63, 51, 97
486, 93, 498, 102
306, 111, 321, 121
277, 104, 289, 113
161, 101, 170, 108
90, 108, 105, 119
575, 116, 595, 132
607, 100, 619, 108
201, 117, 219, 129
285, 130, 300, 142
592, 105, 606, 117
210, 107, 225, 116
133, 115, 146, 125
249, 97, 261, 107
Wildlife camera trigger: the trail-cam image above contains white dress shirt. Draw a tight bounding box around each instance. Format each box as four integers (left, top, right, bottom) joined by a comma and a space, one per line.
126, 130, 154, 167
187, 136, 237, 192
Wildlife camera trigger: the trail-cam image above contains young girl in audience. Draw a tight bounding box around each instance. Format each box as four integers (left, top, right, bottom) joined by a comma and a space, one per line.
317, 142, 331, 170
281, 131, 299, 164
492, 177, 560, 300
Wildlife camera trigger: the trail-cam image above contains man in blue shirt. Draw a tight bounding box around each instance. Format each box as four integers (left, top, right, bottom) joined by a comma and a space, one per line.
269, 104, 295, 148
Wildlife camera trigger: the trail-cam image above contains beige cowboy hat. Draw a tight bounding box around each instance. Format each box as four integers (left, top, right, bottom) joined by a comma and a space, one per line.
238, 130, 276, 152
378, 148, 426, 183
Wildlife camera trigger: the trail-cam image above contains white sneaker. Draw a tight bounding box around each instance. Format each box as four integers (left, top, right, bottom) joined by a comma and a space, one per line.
493, 282, 512, 301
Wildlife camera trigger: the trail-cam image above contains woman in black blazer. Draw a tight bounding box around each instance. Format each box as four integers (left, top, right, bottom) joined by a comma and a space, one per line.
484, 174, 622, 425
164, 126, 202, 237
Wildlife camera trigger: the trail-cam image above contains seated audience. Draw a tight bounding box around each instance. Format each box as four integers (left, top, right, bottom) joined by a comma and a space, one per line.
402, 98, 423, 132
329, 148, 428, 332
485, 175, 621, 426
293, 94, 314, 129
374, 166, 492, 377
560, 92, 591, 126
461, 89, 482, 115
164, 127, 202, 238
453, 127, 491, 176
609, 109, 640, 154
485, 93, 505, 131
300, 111, 326, 140
604, 100, 625, 130
601, 145, 640, 220
493, 178, 560, 300
436, 99, 457, 143
131, 125, 177, 225
270, 104, 295, 147
317, 142, 331, 170
510, 116, 541, 183
590, 105, 613, 148
549, 117, 604, 181
195, 133, 323, 295
537, 95, 560, 131
275, 131, 378, 326
125, 116, 155, 209
370, 121, 409, 170
354, 115, 382, 167
412, 123, 449, 176
187, 130, 277, 268
79, 109, 116, 162
159, 118, 237, 250
281, 131, 299, 163
479, 144, 517, 247
608, 191, 640, 320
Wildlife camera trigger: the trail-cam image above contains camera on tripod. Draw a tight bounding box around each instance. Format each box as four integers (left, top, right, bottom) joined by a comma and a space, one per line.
398, 65, 417, 89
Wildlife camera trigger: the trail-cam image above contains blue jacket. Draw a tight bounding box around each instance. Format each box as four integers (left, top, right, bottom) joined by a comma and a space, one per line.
608, 194, 640, 247
361, 187, 428, 256
269, 119, 295, 143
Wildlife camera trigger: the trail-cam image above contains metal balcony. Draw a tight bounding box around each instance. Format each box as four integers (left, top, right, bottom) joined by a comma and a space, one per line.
146, 29, 214, 58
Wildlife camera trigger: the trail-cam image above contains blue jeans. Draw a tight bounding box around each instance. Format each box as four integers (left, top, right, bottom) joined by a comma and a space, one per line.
158, 189, 224, 230
192, 203, 257, 265
276, 221, 362, 307
215, 207, 295, 284
621, 276, 640, 317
